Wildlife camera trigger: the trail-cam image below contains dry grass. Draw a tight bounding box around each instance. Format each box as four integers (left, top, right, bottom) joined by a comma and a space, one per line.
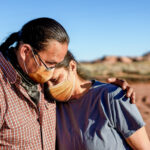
79, 61, 150, 82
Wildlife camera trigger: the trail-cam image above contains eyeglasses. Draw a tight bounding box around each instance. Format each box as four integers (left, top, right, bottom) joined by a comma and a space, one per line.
32, 49, 55, 71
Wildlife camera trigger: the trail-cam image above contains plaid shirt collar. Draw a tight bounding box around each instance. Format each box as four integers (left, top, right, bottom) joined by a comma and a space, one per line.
0, 52, 21, 84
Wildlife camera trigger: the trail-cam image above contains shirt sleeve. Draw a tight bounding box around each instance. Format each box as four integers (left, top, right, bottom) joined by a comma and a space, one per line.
109, 86, 145, 138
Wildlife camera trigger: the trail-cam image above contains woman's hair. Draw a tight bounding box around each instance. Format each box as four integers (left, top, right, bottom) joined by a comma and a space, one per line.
0, 17, 69, 54
55, 50, 78, 68
56, 50, 88, 79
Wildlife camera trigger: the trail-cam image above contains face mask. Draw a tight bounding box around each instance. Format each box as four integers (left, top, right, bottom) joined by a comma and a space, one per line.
24, 50, 54, 84
28, 66, 54, 84
49, 70, 75, 102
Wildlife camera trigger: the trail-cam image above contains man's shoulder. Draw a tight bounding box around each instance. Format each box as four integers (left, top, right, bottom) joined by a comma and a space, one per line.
0, 52, 18, 84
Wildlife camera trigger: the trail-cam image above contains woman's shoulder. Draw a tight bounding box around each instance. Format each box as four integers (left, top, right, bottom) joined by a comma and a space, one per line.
91, 80, 127, 103
91, 80, 123, 94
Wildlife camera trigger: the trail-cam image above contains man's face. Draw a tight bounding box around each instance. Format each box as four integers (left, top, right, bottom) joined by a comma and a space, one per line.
24, 40, 68, 74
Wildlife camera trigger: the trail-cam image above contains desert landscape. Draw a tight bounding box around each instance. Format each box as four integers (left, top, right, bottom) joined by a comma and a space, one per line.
79, 52, 150, 138
131, 83, 150, 138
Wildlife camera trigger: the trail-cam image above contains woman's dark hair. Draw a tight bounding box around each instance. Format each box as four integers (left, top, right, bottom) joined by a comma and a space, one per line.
55, 50, 78, 68
56, 50, 89, 79
0, 17, 69, 54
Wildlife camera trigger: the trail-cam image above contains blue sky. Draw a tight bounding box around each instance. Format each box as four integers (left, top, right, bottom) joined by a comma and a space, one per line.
0, 0, 150, 61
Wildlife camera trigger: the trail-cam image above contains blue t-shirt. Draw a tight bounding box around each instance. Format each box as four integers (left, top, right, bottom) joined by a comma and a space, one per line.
56, 80, 145, 150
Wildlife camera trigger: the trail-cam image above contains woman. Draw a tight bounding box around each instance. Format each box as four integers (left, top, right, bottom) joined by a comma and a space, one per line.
47, 51, 150, 150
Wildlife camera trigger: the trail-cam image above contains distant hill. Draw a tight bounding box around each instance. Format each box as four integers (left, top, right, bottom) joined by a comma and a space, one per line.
81, 51, 150, 64
79, 51, 150, 82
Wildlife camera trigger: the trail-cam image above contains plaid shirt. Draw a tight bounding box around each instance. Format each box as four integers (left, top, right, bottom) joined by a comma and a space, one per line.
0, 52, 56, 150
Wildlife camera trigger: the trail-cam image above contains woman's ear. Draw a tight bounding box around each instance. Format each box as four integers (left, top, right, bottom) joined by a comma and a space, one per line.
69, 60, 77, 72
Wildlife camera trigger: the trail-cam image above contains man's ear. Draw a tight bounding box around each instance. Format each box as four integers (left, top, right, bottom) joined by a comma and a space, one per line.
69, 60, 77, 72
18, 43, 32, 60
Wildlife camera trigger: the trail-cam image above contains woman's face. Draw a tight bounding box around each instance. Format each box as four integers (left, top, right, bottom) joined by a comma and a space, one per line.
48, 65, 76, 101
48, 59, 76, 86
49, 67, 70, 86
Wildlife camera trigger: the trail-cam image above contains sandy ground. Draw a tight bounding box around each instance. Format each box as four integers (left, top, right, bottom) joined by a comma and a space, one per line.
131, 83, 150, 139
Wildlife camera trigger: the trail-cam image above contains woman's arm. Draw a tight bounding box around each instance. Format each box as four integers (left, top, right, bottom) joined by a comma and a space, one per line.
108, 85, 149, 149
126, 126, 150, 150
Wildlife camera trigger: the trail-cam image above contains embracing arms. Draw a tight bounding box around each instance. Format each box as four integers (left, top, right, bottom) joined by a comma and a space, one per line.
107, 77, 135, 103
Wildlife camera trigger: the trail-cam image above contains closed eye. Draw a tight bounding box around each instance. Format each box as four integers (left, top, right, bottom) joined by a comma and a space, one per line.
50, 78, 57, 82
49, 78, 59, 85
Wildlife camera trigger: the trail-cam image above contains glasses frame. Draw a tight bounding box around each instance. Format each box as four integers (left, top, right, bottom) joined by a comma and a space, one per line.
32, 49, 55, 71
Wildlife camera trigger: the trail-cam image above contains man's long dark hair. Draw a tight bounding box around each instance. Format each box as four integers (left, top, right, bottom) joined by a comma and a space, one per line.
0, 17, 69, 55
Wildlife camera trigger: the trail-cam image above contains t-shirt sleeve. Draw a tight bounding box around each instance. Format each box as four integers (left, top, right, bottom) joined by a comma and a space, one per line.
109, 86, 145, 138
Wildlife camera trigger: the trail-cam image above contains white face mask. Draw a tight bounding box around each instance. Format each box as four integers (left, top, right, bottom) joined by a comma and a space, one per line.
24, 50, 54, 84
48, 70, 75, 102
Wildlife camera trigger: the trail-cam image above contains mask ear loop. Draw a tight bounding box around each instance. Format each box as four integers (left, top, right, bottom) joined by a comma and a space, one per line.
23, 49, 40, 74
23, 60, 29, 74
65, 70, 76, 101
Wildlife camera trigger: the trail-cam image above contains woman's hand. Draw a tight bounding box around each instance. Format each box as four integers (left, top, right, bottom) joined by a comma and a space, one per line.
107, 78, 135, 104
